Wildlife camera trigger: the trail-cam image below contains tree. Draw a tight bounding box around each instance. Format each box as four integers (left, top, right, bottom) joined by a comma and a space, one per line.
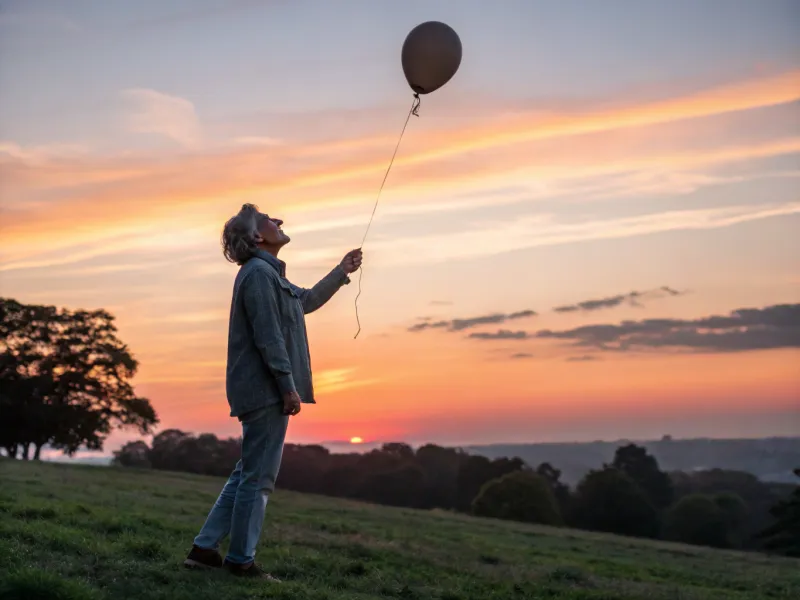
148, 429, 191, 471
536, 462, 572, 517
455, 454, 527, 512
381, 442, 415, 461
758, 468, 800, 557
714, 492, 749, 546
670, 468, 785, 549
571, 467, 660, 538
415, 444, 463, 509
472, 471, 562, 526
356, 464, 426, 508
112, 440, 152, 468
0, 299, 57, 458
612, 443, 673, 509
663, 494, 731, 548
0, 298, 158, 459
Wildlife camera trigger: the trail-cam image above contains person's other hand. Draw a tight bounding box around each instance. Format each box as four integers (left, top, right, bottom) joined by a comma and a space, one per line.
339, 249, 363, 274
282, 391, 302, 416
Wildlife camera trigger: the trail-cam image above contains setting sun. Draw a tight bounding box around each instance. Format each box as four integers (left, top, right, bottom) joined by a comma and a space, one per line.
350, 437, 364, 444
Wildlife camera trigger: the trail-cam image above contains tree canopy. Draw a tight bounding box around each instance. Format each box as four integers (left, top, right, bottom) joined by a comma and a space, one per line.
0, 298, 158, 460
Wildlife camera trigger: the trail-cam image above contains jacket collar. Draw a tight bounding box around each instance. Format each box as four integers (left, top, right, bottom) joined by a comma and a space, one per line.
252, 248, 286, 278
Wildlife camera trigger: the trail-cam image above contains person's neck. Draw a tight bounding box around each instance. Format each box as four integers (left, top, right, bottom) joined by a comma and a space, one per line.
257, 244, 281, 259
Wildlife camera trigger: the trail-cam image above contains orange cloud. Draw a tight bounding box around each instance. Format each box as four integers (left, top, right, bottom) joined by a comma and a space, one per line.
2, 70, 798, 258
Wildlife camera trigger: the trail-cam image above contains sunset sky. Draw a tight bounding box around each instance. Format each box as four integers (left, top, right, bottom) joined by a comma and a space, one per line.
2, 0, 799, 452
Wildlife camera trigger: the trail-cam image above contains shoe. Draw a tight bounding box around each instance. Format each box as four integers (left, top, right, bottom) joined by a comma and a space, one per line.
223, 559, 280, 581
183, 545, 223, 569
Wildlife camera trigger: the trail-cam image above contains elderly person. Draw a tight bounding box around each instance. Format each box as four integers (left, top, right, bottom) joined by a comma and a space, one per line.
183, 203, 362, 579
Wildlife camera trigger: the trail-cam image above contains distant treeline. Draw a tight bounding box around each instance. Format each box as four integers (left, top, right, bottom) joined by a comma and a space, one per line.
112, 430, 800, 557
467, 437, 800, 485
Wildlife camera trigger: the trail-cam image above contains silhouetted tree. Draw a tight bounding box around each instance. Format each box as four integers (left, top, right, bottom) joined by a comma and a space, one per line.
663, 494, 731, 548
571, 467, 660, 538
670, 468, 788, 548
714, 491, 749, 547
455, 454, 526, 511
148, 429, 191, 471
536, 462, 572, 516
472, 471, 562, 526
356, 464, 426, 507
280, 444, 332, 494
381, 442, 415, 461
612, 443, 673, 509
416, 444, 463, 509
113, 440, 152, 468
757, 468, 800, 557
0, 298, 158, 459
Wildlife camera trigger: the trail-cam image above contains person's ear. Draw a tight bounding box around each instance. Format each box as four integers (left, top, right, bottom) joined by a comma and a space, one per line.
253, 232, 264, 244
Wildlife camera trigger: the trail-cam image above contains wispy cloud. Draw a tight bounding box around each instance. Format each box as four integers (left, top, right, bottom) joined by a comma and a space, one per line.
232, 136, 283, 147
313, 368, 381, 395
2, 70, 798, 239
468, 330, 530, 340
120, 88, 201, 147
409, 310, 536, 333
0, 141, 89, 163
553, 286, 684, 313
536, 304, 800, 353
2, 71, 800, 273
346, 201, 800, 270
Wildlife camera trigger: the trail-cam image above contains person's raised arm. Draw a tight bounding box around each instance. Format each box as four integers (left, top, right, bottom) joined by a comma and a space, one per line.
291, 249, 362, 314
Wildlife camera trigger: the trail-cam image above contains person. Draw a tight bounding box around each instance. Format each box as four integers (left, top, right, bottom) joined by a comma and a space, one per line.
183, 203, 362, 579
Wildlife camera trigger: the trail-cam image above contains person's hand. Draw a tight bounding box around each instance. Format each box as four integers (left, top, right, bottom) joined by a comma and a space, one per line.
339, 249, 363, 274
282, 391, 302, 416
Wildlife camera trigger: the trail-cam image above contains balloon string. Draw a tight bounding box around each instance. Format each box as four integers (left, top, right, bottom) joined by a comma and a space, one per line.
354, 93, 420, 339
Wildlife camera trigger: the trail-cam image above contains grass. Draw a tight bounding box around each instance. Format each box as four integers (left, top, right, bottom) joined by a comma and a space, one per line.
0, 459, 798, 600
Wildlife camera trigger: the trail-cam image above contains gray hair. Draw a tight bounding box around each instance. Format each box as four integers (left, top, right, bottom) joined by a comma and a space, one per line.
221, 203, 263, 265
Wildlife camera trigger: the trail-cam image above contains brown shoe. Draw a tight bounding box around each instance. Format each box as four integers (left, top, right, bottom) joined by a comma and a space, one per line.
223, 559, 280, 581
183, 545, 223, 569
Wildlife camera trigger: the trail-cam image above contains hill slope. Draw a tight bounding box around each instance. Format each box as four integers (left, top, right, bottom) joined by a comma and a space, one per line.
0, 460, 797, 600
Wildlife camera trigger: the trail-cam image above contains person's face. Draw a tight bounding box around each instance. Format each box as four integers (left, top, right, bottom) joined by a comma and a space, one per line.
255, 213, 290, 249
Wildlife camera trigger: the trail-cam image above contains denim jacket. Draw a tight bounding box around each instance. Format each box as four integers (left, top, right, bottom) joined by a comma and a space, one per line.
225, 249, 350, 418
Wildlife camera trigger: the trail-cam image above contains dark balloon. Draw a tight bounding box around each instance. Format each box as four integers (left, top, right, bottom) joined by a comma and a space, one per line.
401, 21, 462, 95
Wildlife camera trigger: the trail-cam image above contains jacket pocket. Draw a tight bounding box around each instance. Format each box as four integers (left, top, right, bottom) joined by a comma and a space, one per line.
277, 279, 302, 328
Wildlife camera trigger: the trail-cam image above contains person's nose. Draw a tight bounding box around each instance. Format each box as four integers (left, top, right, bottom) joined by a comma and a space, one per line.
274, 218, 283, 226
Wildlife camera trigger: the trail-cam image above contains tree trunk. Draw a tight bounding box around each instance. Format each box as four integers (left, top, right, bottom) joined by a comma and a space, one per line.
22, 443, 31, 460
33, 444, 42, 460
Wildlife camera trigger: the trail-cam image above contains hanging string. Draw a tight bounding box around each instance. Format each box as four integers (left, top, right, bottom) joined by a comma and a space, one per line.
353, 93, 421, 339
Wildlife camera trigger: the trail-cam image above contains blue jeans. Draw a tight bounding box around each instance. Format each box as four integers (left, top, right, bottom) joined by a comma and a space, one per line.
193, 403, 289, 564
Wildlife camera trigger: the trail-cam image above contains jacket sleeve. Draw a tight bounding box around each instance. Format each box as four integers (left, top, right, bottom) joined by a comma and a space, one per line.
242, 269, 296, 396
290, 265, 351, 314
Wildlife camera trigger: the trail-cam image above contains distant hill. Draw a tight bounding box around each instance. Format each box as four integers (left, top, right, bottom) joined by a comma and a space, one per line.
465, 436, 800, 485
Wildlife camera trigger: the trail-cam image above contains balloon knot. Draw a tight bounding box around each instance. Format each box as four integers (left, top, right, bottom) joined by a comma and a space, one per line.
411, 93, 421, 117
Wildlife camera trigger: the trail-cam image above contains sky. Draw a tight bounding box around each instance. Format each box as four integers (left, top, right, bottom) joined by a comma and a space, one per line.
1, 0, 799, 453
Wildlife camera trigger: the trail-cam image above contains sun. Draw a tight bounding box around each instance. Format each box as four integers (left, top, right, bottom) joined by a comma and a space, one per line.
349, 436, 364, 444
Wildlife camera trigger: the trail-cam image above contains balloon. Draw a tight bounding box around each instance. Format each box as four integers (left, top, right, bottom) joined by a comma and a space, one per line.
401, 21, 462, 95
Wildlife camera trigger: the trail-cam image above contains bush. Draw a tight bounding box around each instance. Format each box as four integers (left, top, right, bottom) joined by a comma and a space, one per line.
472, 470, 562, 526
663, 494, 731, 548
571, 467, 660, 538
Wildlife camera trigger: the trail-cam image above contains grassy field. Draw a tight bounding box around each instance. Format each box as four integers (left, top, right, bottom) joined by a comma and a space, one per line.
0, 459, 798, 600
